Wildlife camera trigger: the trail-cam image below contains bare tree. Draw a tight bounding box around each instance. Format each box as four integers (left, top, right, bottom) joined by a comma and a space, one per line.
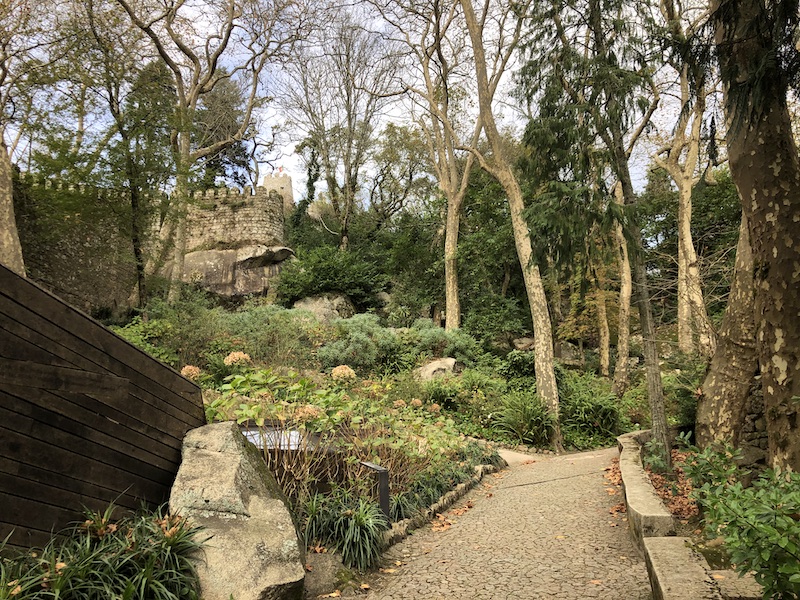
371, 0, 482, 330
278, 6, 399, 249
113, 0, 309, 301
652, 0, 718, 358
459, 0, 563, 449
0, 0, 64, 275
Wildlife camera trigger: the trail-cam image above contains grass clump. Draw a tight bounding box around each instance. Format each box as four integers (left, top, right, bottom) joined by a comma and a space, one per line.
0, 504, 203, 600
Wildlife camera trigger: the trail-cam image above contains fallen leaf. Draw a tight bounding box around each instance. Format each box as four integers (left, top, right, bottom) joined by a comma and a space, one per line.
522, 460, 537, 465
321, 591, 341, 598
606, 487, 618, 495
589, 579, 602, 585
360, 583, 370, 590
555, 535, 567, 540
712, 574, 726, 580
305, 564, 313, 572
380, 568, 397, 574
394, 560, 405, 566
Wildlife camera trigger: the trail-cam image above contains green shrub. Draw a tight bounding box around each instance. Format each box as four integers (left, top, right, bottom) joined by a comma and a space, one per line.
500, 350, 538, 392
558, 369, 620, 449
493, 390, 554, 447
0, 504, 204, 600
317, 314, 401, 374
330, 497, 389, 572
422, 377, 462, 409
660, 353, 707, 429
684, 444, 800, 599
111, 316, 180, 366
278, 247, 389, 310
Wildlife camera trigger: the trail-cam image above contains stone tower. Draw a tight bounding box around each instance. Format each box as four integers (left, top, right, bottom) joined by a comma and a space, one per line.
177, 174, 295, 297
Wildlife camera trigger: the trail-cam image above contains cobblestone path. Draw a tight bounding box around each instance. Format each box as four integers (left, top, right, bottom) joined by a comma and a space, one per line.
365, 446, 651, 600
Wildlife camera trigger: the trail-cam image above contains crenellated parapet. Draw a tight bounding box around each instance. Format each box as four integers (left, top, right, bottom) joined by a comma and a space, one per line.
184, 173, 293, 252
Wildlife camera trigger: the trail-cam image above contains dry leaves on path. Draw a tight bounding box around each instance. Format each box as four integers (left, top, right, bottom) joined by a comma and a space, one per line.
450, 500, 474, 516
432, 513, 452, 532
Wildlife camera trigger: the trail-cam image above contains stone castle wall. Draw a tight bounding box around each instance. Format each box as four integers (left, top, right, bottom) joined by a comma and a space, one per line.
185, 173, 293, 252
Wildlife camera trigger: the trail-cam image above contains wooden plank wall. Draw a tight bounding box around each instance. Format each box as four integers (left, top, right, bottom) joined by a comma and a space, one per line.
0, 263, 205, 548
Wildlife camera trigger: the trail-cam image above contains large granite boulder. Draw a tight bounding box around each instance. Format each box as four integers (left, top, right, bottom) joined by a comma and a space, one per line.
169, 422, 305, 600
293, 294, 356, 322
166, 245, 294, 297
415, 357, 458, 381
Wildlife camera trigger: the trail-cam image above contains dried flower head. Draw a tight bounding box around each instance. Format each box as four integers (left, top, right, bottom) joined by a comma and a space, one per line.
223, 351, 251, 366
331, 365, 357, 381
180, 365, 202, 380
429, 403, 441, 413
294, 404, 323, 422
410, 398, 423, 408
393, 399, 407, 409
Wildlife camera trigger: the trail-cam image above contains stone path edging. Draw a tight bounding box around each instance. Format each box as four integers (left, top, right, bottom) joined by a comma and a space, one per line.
383, 463, 501, 547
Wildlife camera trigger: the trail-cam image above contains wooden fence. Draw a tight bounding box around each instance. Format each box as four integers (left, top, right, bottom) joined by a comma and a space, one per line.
0, 263, 205, 548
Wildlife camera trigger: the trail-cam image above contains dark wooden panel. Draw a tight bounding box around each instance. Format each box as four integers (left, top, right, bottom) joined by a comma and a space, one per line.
0, 473, 137, 530
0, 327, 186, 449
0, 405, 173, 497
0, 457, 140, 512
0, 303, 200, 431
0, 498, 80, 547
1, 384, 178, 472
0, 358, 128, 400
0, 263, 199, 548
0, 267, 202, 411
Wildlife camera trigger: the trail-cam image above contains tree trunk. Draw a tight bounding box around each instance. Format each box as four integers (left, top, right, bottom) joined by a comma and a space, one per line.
595, 277, 611, 377
503, 166, 563, 450
460, 0, 562, 449
167, 132, 191, 304
0, 139, 25, 277
548, 260, 563, 358
444, 194, 462, 330
611, 131, 670, 468
677, 180, 716, 357
676, 235, 693, 354
696, 213, 756, 449
612, 198, 632, 395
715, 0, 800, 470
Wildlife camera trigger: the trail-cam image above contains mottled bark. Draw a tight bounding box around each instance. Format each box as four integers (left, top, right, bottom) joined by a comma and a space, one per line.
459, 0, 562, 449
595, 282, 611, 377
443, 206, 461, 330
714, 0, 800, 470
696, 214, 756, 449
612, 191, 632, 396
167, 133, 191, 303
0, 139, 25, 277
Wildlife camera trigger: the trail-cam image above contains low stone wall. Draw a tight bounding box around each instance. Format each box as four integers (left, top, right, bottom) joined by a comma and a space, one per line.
617, 430, 761, 600
617, 431, 676, 546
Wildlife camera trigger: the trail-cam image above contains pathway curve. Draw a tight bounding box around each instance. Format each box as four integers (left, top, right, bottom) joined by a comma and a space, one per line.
364, 446, 650, 600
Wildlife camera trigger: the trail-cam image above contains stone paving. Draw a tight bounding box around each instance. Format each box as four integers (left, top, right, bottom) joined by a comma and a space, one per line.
365, 446, 651, 600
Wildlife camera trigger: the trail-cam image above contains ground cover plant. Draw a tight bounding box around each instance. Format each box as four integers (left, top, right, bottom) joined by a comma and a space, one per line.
0, 505, 203, 600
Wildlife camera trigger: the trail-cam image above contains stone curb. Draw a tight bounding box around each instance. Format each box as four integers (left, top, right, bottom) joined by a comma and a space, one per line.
617, 431, 760, 600
617, 431, 676, 546
383, 463, 501, 547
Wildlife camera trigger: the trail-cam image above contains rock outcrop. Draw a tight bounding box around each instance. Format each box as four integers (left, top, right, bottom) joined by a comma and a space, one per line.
169, 422, 305, 600
178, 245, 294, 297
